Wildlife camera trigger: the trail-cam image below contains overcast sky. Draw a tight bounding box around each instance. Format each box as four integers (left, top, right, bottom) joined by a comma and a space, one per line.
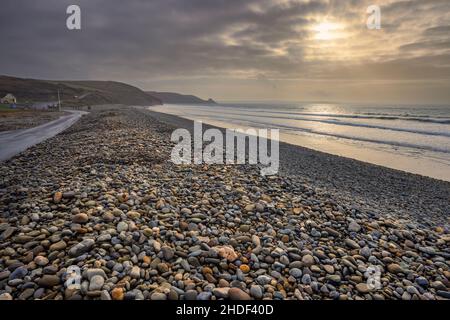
1, 0, 449, 104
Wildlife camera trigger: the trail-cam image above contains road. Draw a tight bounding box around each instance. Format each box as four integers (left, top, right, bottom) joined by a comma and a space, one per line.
0, 110, 87, 162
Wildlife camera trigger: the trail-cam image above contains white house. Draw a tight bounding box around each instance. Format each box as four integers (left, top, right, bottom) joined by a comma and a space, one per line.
1, 93, 17, 104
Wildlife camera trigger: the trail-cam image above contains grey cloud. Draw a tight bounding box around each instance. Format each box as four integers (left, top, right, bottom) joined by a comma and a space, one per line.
0, 0, 449, 103
0, 0, 326, 79
399, 40, 450, 52
424, 25, 450, 37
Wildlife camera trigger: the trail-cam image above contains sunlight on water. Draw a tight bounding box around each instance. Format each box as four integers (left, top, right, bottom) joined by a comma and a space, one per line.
150, 102, 450, 181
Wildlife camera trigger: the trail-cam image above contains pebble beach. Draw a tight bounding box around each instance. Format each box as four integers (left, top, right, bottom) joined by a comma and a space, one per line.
0, 105, 449, 300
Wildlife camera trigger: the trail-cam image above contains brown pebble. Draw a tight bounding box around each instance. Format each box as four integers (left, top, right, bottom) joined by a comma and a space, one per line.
229, 288, 251, 300
111, 287, 124, 300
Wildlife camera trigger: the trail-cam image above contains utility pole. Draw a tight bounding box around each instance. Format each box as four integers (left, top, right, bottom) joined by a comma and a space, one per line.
57, 89, 62, 112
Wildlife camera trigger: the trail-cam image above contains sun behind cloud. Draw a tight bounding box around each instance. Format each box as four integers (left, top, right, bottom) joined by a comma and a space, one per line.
313, 21, 346, 41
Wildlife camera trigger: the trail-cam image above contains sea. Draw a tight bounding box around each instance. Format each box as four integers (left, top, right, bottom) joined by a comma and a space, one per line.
150, 102, 450, 181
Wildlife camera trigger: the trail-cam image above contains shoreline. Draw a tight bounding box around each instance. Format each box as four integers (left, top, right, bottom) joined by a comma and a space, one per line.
148, 104, 450, 182
145, 107, 450, 227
